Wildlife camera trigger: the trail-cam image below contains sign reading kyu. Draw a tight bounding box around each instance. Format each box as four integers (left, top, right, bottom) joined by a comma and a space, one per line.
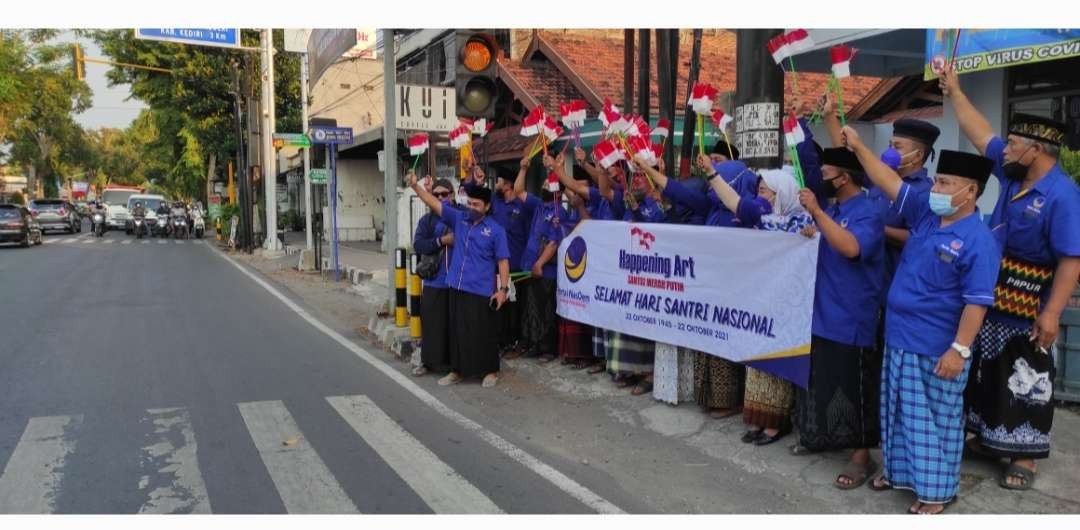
396, 84, 457, 132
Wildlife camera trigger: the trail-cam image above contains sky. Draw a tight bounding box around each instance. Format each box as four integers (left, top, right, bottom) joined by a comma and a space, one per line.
67, 32, 148, 131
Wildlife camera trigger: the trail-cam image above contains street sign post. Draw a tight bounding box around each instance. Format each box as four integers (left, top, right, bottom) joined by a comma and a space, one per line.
135, 29, 241, 49
272, 133, 312, 149
307, 127, 353, 281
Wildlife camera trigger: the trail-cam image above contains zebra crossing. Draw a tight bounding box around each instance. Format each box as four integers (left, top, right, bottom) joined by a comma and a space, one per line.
42, 236, 205, 246
0, 395, 501, 514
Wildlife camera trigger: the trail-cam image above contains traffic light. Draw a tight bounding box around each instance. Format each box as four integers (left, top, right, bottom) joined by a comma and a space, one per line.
455, 31, 498, 119
71, 43, 85, 80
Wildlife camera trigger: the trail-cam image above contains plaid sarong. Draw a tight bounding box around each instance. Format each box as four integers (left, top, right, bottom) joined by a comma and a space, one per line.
880, 345, 970, 504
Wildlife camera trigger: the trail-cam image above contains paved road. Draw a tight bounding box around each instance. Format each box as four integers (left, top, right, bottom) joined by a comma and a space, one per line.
0, 225, 634, 514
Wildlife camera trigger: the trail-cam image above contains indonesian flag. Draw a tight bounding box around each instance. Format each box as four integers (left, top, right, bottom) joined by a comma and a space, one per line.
520, 105, 545, 137
767, 33, 790, 64
628, 135, 657, 167
627, 115, 651, 138
560, 100, 588, 129
471, 118, 489, 137
652, 143, 665, 159
408, 133, 429, 156
592, 139, 624, 169
687, 82, 719, 114
599, 98, 621, 129
784, 29, 814, 54
711, 109, 733, 131
653, 118, 671, 139
783, 113, 805, 147
831, 44, 856, 78
545, 172, 560, 193
458, 117, 475, 129
542, 116, 563, 142
449, 125, 471, 149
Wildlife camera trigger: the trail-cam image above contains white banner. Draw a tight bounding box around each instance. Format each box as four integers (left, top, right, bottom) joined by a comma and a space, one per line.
557, 220, 818, 377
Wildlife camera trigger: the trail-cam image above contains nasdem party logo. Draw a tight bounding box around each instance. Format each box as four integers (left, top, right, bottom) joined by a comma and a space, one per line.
563, 236, 588, 283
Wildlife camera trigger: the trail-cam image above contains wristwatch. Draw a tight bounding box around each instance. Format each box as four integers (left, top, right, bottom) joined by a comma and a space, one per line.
500, 286, 510, 293
951, 342, 972, 359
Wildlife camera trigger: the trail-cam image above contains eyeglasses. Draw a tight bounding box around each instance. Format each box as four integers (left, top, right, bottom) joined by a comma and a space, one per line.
433, 191, 451, 198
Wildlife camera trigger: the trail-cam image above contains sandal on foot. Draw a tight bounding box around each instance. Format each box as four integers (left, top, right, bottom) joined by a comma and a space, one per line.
631, 380, 653, 396
411, 366, 428, 377
999, 462, 1036, 491
587, 364, 607, 374
482, 373, 499, 388
614, 376, 636, 388
910, 499, 954, 515
754, 429, 791, 446
537, 354, 556, 364
571, 359, 591, 370
438, 373, 463, 386
835, 460, 878, 490
868, 474, 894, 492
741, 430, 764, 444
708, 408, 740, 419
789, 444, 815, 456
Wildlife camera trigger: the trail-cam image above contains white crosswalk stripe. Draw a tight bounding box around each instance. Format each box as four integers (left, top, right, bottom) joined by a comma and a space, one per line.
0, 415, 83, 513
174, 240, 184, 245
122, 240, 132, 245
157, 240, 167, 245
137, 408, 211, 514
237, 400, 359, 514
64, 237, 80, 244
82, 238, 96, 244
104, 239, 115, 244
328, 395, 502, 513
42, 239, 56, 245
141, 240, 150, 245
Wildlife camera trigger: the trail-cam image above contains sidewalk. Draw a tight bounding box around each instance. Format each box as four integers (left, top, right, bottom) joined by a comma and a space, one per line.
282, 229, 388, 275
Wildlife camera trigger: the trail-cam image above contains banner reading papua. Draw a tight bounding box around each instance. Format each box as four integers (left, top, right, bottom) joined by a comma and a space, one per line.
557, 220, 819, 388
924, 29, 1080, 80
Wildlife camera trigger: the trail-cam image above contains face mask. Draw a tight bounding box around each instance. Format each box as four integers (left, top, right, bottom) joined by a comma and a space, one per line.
881, 147, 920, 171
467, 207, 485, 221
928, 190, 970, 217
822, 177, 840, 199
1002, 145, 1034, 181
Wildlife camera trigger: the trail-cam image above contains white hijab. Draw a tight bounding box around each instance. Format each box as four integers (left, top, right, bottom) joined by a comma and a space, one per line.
759, 168, 805, 218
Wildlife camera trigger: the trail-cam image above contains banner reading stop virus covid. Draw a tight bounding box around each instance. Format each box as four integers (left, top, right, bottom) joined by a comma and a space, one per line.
557, 220, 820, 388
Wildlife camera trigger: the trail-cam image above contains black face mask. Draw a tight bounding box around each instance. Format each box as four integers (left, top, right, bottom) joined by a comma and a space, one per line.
1002, 146, 1034, 181
823, 177, 840, 199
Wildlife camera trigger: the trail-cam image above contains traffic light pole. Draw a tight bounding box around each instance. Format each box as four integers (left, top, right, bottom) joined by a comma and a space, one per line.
382, 29, 398, 302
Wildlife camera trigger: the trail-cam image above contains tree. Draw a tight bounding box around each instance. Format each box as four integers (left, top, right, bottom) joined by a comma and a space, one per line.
2, 30, 92, 199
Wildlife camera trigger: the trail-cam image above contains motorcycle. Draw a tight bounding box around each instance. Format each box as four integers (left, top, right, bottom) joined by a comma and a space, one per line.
133, 215, 146, 239
91, 212, 105, 237
193, 211, 205, 239
171, 214, 188, 239
155, 216, 168, 238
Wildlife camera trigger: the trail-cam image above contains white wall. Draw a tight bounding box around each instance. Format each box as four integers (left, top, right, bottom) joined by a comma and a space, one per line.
323, 158, 384, 241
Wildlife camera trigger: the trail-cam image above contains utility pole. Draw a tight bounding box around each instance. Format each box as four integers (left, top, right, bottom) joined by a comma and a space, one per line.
300, 53, 313, 251
231, 61, 250, 251
623, 29, 634, 115
637, 29, 650, 123
734, 29, 785, 170
261, 28, 281, 252
382, 29, 398, 302
679, 30, 703, 178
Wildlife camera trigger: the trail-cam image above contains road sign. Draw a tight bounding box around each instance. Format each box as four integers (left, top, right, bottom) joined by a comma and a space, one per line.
309, 127, 353, 145
135, 29, 241, 49
309, 169, 329, 184
273, 133, 312, 149
396, 84, 458, 132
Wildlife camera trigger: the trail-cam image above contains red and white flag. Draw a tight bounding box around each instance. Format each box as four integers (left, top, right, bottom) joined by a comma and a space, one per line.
627, 115, 651, 138
520, 105, 546, 137
784, 29, 814, 54
767, 33, 790, 64
711, 109, 733, 131
599, 98, 621, 129
408, 133, 429, 156
783, 113, 805, 147
653, 118, 671, 139
628, 135, 656, 167
592, 139, 624, 169
560, 100, 588, 129
652, 143, 665, 159
543, 116, 563, 142
687, 82, 719, 114
471, 118, 489, 137
545, 172, 560, 192
449, 125, 471, 149
830, 44, 856, 79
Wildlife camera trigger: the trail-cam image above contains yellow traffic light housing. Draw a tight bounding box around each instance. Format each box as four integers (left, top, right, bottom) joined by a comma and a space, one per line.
72, 43, 85, 80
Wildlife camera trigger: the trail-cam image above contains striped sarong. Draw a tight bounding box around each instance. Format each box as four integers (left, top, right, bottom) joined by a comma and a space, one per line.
880, 345, 970, 504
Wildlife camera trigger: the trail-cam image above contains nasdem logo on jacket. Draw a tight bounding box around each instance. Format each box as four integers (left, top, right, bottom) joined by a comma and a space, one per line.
564, 236, 588, 283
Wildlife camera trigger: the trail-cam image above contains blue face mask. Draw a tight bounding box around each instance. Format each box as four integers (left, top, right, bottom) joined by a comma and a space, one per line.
880, 148, 902, 170
928, 191, 959, 217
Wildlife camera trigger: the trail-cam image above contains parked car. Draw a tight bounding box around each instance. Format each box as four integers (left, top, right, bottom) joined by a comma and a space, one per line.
0, 204, 44, 247
28, 199, 81, 234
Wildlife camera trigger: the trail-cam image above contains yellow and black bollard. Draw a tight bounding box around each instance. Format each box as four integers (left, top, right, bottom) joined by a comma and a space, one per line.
395, 248, 408, 327
408, 253, 422, 339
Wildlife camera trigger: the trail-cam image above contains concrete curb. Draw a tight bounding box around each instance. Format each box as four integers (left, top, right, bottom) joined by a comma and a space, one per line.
363, 315, 419, 362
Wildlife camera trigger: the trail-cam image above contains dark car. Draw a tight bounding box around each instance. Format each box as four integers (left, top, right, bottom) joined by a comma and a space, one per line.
28, 199, 81, 234
0, 204, 44, 247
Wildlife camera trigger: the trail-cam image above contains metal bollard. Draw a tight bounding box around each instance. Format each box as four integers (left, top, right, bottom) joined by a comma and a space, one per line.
395, 248, 408, 327
408, 253, 422, 339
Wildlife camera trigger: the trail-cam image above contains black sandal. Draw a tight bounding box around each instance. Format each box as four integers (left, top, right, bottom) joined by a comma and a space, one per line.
741, 430, 764, 444
754, 429, 790, 446
631, 379, 653, 395
999, 462, 1036, 491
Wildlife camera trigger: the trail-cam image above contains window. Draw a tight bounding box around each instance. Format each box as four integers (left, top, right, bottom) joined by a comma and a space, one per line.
1007, 56, 1080, 149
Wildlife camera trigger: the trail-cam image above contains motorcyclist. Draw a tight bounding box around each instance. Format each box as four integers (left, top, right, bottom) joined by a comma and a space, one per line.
131, 201, 147, 236
170, 201, 187, 237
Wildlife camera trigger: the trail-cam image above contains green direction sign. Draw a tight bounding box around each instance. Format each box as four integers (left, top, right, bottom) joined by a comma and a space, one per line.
309, 168, 329, 184
273, 133, 311, 149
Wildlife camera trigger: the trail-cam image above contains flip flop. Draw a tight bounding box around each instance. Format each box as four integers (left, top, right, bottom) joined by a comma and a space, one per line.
631, 380, 653, 396
835, 460, 879, 490
587, 364, 606, 374
909, 499, 955, 515
999, 462, 1036, 491
867, 474, 894, 492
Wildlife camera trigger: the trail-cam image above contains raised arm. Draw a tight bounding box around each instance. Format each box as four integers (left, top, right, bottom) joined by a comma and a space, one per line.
821, 90, 844, 147
799, 189, 861, 259
842, 126, 903, 202
939, 63, 995, 156
698, 153, 742, 214
554, 153, 590, 197
407, 170, 442, 217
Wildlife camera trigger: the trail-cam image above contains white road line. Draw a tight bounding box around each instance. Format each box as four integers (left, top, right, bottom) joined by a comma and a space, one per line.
327, 395, 502, 514
211, 246, 623, 514
174, 240, 184, 245
192, 241, 204, 245
122, 240, 132, 245
64, 238, 80, 244
104, 239, 115, 244
137, 408, 211, 514
237, 401, 359, 514
0, 415, 83, 513
42, 239, 56, 245
82, 238, 96, 244
141, 241, 150, 245
157, 240, 167, 245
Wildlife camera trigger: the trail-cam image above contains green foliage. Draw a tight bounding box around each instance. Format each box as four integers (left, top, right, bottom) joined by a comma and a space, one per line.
9, 190, 25, 205
1060, 147, 1080, 186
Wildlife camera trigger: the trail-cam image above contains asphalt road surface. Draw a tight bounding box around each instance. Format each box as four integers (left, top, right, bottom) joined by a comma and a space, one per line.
0, 224, 635, 514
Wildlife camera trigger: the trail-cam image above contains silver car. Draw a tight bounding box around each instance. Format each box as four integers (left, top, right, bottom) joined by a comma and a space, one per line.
29, 199, 81, 234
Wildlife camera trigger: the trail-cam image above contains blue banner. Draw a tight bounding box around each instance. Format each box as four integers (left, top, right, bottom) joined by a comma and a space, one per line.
925, 29, 1080, 79
135, 29, 241, 49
